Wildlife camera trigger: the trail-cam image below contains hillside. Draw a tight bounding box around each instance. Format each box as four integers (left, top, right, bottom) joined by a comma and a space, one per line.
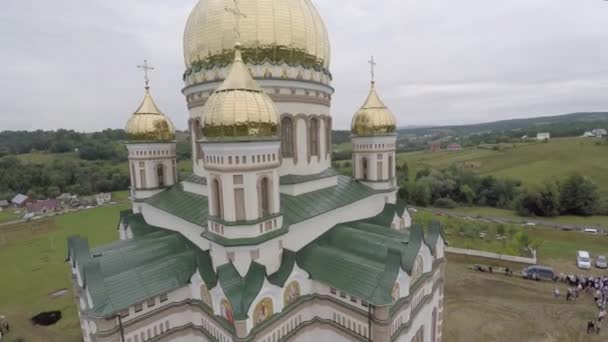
397, 137, 608, 193
398, 112, 608, 137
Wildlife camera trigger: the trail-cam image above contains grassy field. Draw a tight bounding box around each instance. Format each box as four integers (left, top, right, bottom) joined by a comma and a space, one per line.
0, 203, 130, 342
396, 137, 608, 192
0, 208, 20, 223
413, 211, 533, 257
441, 206, 608, 228
444, 255, 605, 342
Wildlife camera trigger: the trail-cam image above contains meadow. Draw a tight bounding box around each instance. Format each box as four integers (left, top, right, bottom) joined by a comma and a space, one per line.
396, 137, 608, 192
0, 203, 130, 342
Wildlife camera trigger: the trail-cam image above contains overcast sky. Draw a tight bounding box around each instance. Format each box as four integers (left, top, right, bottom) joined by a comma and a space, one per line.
2, 0, 608, 132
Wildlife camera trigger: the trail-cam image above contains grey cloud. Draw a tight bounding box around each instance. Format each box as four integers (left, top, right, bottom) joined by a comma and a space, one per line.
1, 0, 607, 131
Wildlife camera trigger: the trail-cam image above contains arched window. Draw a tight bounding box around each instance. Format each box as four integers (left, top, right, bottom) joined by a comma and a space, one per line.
361, 157, 368, 180
139, 162, 147, 188
412, 255, 423, 283
212, 179, 224, 219
309, 118, 319, 157
389, 154, 394, 179
156, 164, 165, 187
259, 177, 271, 218
281, 116, 294, 158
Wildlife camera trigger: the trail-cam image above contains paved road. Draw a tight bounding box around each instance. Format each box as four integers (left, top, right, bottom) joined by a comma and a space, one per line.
412, 206, 608, 234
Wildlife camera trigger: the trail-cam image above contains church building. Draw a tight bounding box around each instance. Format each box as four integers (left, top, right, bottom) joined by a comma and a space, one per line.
67, 0, 446, 341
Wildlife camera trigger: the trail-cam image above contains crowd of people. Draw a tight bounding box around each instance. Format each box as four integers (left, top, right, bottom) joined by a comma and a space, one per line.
555, 273, 608, 335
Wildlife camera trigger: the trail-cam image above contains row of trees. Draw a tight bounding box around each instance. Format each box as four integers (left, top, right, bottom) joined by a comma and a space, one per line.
0, 156, 130, 200
398, 164, 521, 210
397, 163, 604, 217
515, 174, 602, 217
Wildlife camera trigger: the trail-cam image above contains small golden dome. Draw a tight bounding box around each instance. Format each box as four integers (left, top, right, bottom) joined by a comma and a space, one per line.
200, 44, 280, 140
351, 82, 397, 137
183, 0, 330, 70
125, 87, 176, 141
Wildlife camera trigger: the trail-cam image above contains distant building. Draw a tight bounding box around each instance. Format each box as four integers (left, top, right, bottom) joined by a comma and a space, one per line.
536, 132, 550, 141
592, 128, 607, 138
583, 131, 595, 138
11, 194, 31, 208
26, 199, 62, 215
95, 193, 112, 206
429, 142, 441, 152
0, 200, 9, 208
446, 143, 462, 151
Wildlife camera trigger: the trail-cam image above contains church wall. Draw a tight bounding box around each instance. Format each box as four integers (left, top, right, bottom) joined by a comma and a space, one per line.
182, 180, 208, 196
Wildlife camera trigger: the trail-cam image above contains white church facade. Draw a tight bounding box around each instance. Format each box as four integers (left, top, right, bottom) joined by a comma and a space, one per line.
67, 0, 446, 341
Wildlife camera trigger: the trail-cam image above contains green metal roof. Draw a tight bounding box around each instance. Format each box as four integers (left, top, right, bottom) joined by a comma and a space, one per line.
68, 213, 218, 318
296, 204, 431, 306
425, 221, 447, 255
282, 176, 376, 225
183, 173, 207, 185
279, 168, 339, 185
268, 250, 296, 287
146, 184, 209, 226
217, 262, 267, 320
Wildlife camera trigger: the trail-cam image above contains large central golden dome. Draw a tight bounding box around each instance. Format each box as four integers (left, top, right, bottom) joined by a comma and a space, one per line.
183, 0, 330, 72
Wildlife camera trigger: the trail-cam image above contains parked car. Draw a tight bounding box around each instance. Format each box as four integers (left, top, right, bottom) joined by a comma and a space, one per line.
596, 255, 607, 269
524, 222, 536, 227
522, 265, 555, 281
583, 228, 599, 235
577, 251, 592, 269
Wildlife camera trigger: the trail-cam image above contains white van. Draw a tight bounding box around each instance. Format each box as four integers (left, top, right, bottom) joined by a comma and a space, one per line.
583, 228, 598, 235
577, 251, 591, 269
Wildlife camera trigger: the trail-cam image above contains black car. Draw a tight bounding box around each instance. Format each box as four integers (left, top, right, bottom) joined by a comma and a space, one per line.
522, 265, 555, 281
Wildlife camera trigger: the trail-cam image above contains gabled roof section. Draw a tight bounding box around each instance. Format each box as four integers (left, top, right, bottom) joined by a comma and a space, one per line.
279, 168, 339, 185
68, 212, 217, 318
297, 202, 420, 306
296, 204, 420, 305
217, 262, 267, 320
144, 175, 375, 232
425, 221, 447, 255
282, 176, 376, 225
268, 250, 296, 287
146, 184, 209, 226
183, 173, 207, 185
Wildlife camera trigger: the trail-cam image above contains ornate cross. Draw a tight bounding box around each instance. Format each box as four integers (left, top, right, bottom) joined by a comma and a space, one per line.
137, 60, 155, 87
225, 0, 247, 43
368, 56, 377, 83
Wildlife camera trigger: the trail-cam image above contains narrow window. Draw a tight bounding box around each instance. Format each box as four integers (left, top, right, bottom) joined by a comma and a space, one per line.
309, 118, 319, 156
259, 177, 271, 217
212, 179, 224, 219
156, 164, 165, 187
281, 116, 294, 158
234, 188, 246, 221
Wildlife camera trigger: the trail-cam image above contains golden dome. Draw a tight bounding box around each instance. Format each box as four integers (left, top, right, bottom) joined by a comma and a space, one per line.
351, 82, 397, 137
183, 0, 330, 71
125, 87, 176, 141
200, 44, 280, 140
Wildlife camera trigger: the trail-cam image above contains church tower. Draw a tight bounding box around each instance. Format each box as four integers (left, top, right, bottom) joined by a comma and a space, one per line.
125, 62, 177, 204
351, 57, 398, 192
197, 42, 283, 243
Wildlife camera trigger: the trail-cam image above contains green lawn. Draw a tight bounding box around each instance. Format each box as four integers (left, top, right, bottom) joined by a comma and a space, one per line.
412, 211, 532, 257
0, 203, 130, 341
0, 208, 20, 223
396, 137, 608, 192
441, 206, 608, 227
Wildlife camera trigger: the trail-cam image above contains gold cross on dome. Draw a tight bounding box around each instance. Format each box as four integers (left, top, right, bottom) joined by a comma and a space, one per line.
225, 0, 247, 43
137, 59, 155, 88
368, 56, 377, 83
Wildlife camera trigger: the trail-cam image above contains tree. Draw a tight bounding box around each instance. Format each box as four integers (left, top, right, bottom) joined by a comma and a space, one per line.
516, 182, 560, 217
397, 161, 409, 182
560, 174, 600, 216
410, 181, 431, 206
458, 184, 475, 205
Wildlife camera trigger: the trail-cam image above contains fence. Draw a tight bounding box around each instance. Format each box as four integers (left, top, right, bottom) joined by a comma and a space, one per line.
446, 246, 537, 265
